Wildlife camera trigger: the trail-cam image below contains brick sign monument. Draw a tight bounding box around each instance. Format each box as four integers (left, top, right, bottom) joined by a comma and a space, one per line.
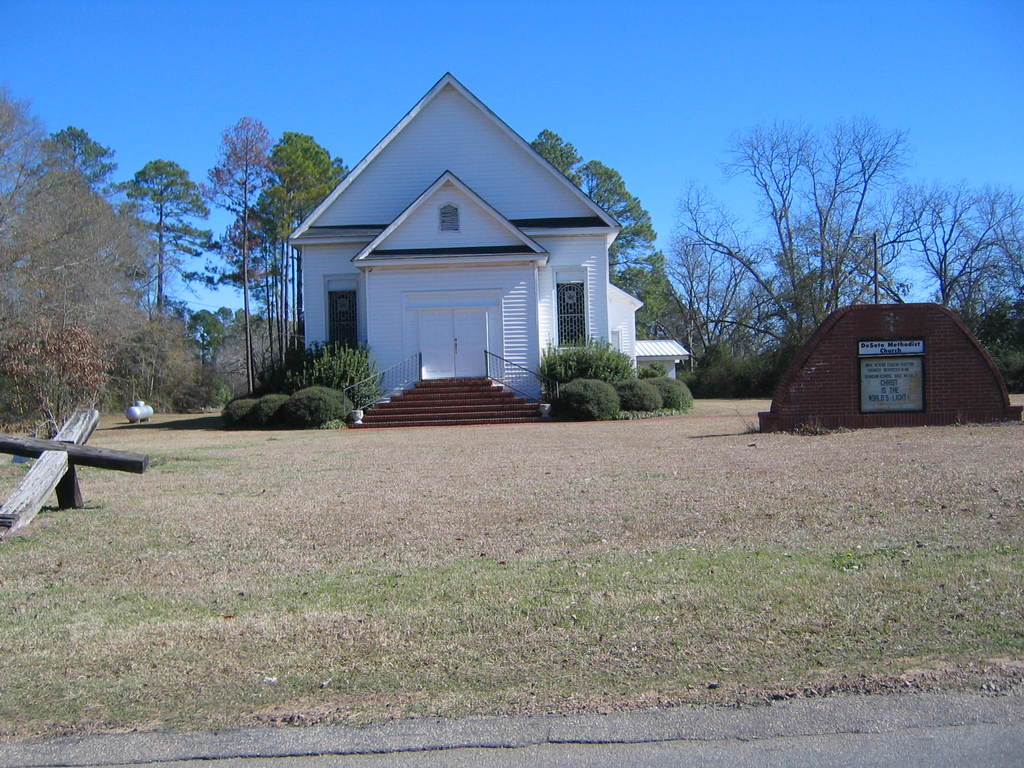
759, 303, 1022, 432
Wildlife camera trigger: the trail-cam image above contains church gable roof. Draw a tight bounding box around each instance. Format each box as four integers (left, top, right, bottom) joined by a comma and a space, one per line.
291, 74, 618, 241
354, 172, 547, 262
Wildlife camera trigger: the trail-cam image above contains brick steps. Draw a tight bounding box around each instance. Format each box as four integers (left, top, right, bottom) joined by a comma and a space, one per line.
352, 378, 544, 429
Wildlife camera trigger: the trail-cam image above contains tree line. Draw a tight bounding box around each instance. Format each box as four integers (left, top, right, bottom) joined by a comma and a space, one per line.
532, 123, 1023, 395
2, 84, 1020, 433
0, 87, 344, 431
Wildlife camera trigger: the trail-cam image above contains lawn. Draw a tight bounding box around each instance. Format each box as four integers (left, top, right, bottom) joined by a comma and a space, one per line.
1, 398, 1022, 740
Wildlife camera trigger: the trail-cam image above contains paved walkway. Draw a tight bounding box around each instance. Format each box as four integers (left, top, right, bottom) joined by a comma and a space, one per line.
2, 691, 1022, 767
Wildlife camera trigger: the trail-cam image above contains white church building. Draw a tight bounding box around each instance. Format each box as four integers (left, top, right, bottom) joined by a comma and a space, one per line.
290, 73, 641, 394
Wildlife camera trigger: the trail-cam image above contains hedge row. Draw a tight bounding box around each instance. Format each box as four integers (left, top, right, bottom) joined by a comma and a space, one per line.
222, 386, 352, 429
552, 376, 692, 421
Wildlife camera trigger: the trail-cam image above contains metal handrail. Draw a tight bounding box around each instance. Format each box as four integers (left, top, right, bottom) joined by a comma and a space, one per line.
484, 351, 557, 402
343, 352, 422, 411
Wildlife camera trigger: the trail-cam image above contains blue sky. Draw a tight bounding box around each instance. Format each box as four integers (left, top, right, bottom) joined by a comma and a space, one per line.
4, 0, 1022, 310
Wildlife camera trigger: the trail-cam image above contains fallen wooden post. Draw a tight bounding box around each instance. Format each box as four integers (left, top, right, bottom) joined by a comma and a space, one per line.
0, 435, 148, 474
0, 410, 148, 534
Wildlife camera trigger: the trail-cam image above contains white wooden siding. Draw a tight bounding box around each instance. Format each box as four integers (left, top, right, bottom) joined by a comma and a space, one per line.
608, 287, 639, 364
535, 234, 611, 350
317, 85, 594, 226
377, 181, 523, 251
301, 242, 364, 346
364, 263, 539, 374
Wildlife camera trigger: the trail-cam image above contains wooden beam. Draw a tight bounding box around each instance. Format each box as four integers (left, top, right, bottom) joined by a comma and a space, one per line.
1, 410, 100, 532
0, 435, 148, 474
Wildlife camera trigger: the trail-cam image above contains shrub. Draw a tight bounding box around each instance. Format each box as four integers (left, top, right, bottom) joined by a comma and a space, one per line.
648, 377, 694, 411
0, 319, 110, 436
552, 378, 620, 421
277, 386, 352, 429
638, 362, 668, 379
260, 344, 380, 406
222, 398, 258, 428
613, 379, 663, 411
540, 340, 635, 386
248, 393, 290, 427
682, 344, 794, 398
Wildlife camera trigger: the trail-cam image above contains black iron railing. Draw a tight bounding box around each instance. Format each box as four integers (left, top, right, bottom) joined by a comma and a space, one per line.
484, 351, 556, 402
343, 352, 422, 411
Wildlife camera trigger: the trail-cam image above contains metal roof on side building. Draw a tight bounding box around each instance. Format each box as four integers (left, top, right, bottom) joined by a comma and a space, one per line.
635, 340, 691, 359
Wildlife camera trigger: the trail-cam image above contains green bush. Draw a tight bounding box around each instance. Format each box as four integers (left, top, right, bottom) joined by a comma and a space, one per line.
638, 362, 668, 379
260, 344, 380, 407
613, 379, 663, 411
552, 378, 620, 421
222, 398, 257, 428
540, 340, 635, 386
682, 344, 794, 398
277, 386, 352, 429
648, 377, 694, 411
248, 393, 290, 427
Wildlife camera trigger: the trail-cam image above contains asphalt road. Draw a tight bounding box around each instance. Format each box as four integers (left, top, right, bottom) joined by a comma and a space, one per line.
2, 690, 1022, 768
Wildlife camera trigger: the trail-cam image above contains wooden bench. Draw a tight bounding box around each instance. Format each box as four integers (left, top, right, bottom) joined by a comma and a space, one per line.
1, 410, 148, 533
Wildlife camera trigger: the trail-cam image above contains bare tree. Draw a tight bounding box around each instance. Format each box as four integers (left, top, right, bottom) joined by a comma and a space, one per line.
668, 187, 769, 357
907, 183, 1021, 323
678, 120, 910, 346
206, 117, 272, 392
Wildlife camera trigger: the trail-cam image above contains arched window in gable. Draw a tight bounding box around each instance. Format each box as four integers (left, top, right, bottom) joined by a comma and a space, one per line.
439, 203, 459, 232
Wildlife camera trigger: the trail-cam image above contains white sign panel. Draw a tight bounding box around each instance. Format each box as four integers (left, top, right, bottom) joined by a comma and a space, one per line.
858, 339, 924, 356
860, 357, 924, 412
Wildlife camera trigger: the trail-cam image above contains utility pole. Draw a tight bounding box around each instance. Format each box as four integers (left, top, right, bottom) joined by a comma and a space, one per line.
873, 231, 879, 305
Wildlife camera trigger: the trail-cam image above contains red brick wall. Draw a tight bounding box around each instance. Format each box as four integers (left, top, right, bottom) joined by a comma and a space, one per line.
759, 303, 1022, 432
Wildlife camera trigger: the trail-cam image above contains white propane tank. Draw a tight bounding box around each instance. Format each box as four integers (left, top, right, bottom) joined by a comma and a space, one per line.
125, 400, 154, 423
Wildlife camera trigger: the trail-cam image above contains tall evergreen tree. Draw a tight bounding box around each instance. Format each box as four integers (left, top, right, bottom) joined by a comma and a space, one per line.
124, 159, 210, 314
45, 126, 117, 192
530, 129, 582, 185
531, 129, 668, 337
530, 130, 657, 272
255, 132, 346, 360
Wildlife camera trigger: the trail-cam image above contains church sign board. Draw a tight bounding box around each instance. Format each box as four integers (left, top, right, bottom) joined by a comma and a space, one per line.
859, 340, 924, 413
758, 304, 1022, 432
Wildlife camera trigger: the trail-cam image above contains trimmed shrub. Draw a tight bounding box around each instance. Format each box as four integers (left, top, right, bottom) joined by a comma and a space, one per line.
540, 340, 635, 387
613, 379, 663, 411
552, 378, 620, 421
222, 398, 258, 428
248, 393, 290, 427
277, 386, 352, 429
648, 377, 694, 411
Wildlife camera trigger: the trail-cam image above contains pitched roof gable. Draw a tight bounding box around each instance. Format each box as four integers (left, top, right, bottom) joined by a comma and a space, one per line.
291, 73, 618, 241
353, 172, 547, 262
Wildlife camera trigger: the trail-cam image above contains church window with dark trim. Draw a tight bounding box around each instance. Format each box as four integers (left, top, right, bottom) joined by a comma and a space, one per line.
328, 290, 357, 347
556, 281, 586, 346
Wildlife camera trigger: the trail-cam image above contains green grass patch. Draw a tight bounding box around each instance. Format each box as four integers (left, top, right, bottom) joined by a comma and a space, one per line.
1, 543, 1020, 739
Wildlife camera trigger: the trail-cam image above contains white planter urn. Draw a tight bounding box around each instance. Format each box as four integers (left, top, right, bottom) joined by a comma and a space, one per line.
349, 409, 364, 425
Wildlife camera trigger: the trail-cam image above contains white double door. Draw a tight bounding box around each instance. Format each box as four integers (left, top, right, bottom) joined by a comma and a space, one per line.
419, 308, 489, 379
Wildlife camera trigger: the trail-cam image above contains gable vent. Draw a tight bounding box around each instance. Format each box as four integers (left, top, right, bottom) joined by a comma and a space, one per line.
439, 203, 459, 232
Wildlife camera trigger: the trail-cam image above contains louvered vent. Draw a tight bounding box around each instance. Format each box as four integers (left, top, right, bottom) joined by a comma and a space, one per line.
440, 204, 459, 231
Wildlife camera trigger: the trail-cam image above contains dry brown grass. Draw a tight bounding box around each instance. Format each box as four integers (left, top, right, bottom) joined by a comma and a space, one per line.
1, 400, 1022, 739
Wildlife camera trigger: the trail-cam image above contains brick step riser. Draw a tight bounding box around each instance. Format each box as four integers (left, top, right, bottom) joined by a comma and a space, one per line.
378, 395, 523, 407
362, 410, 540, 423
413, 378, 491, 388
388, 393, 521, 404
399, 387, 509, 397
352, 418, 545, 429
372, 403, 540, 415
